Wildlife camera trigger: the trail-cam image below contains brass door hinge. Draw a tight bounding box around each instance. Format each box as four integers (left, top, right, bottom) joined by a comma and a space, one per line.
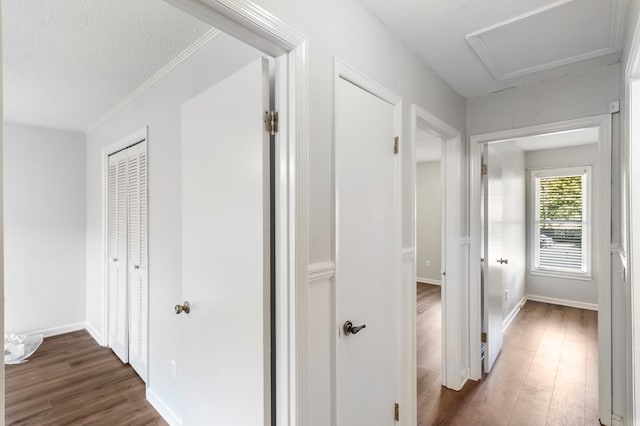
264, 111, 279, 135
394, 136, 399, 155
394, 402, 399, 422
481, 164, 488, 175
481, 332, 487, 343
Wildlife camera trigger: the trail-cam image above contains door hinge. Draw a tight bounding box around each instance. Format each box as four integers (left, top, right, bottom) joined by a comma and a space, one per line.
481, 164, 488, 175
264, 111, 279, 135
394, 136, 399, 155
481, 332, 487, 343
394, 403, 399, 422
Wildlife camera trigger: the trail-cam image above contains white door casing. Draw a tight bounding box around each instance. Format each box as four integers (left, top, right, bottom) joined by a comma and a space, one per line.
181, 57, 271, 425
483, 144, 504, 373
469, 115, 612, 424
334, 59, 401, 426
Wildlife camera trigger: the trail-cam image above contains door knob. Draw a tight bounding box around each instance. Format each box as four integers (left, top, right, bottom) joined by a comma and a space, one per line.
343, 320, 366, 336
497, 258, 509, 264
175, 301, 190, 314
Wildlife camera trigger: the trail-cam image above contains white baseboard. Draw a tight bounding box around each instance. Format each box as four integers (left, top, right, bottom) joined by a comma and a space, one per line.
147, 387, 183, 426
85, 322, 104, 346
611, 413, 623, 426
526, 294, 598, 311
503, 297, 526, 331
18, 322, 86, 338
417, 277, 441, 286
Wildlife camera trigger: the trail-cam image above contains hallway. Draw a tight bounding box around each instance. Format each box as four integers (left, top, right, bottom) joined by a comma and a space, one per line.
417, 283, 599, 425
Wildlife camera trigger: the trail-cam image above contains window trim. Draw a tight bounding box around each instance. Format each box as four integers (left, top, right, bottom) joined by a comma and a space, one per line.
530, 165, 592, 280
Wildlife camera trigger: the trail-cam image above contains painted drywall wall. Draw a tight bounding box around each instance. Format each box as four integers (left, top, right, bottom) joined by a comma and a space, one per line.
525, 144, 599, 305
416, 161, 441, 283
493, 143, 526, 319
467, 64, 619, 136
85, 34, 264, 420
4, 123, 87, 335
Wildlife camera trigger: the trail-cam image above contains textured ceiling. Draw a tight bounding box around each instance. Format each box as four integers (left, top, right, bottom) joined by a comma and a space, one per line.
359, 0, 626, 99
3, 0, 211, 131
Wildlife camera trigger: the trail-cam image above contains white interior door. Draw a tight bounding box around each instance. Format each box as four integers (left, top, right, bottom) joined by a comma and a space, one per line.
107, 149, 129, 363
181, 58, 270, 425
483, 144, 505, 373
126, 141, 148, 381
335, 76, 398, 426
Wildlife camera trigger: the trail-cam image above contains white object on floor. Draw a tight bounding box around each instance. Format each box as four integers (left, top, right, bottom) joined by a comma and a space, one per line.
4, 333, 43, 364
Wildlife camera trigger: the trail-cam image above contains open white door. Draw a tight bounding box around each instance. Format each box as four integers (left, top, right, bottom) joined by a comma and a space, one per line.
483, 144, 505, 373
335, 74, 398, 425
180, 58, 270, 425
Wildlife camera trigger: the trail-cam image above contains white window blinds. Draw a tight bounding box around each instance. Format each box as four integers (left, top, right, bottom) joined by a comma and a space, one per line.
532, 166, 591, 276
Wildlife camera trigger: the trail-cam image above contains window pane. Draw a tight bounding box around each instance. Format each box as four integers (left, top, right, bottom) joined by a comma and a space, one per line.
536, 174, 585, 272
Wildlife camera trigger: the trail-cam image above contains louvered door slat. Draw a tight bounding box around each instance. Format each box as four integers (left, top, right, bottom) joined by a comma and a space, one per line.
107, 149, 129, 363
127, 141, 148, 381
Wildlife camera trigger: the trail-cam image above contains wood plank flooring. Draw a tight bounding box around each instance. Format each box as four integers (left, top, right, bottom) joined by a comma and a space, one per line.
5, 330, 166, 425
417, 283, 599, 426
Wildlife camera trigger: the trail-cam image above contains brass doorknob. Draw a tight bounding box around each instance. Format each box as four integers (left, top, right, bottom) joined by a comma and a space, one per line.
343, 320, 366, 336
175, 301, 190, 314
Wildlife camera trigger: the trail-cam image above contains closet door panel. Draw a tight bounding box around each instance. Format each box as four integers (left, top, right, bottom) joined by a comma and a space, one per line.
127, 141, 148, 381
107, 150, 129, 363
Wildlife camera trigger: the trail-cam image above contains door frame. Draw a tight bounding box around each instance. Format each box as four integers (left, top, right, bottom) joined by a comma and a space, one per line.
333, 57, 402, 424
162, 2, 308, 424
408, 105, 464, 404
469, 114, 612, 424
100, 127, 149, 381
84, 0, 307, 423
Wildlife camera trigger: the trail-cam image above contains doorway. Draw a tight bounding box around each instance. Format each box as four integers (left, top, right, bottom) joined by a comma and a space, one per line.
1, 0, 308, 423
407, 105, 464, 421
414, 124, 445, 415
470, 117, 612, 423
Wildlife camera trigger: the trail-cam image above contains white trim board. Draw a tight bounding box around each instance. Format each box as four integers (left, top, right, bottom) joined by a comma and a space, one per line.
87, 29, 222, 132
526, 294, 598, 311
146, 387, 183, 426
308, 261, 335, 282
16, 322, 86, 338
503, 297, 526, 331
417, 277, 441, 286
85, 322, 103, 346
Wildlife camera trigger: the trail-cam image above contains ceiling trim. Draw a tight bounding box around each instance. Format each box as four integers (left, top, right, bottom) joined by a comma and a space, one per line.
86, 27, 222, 132
465, 0, 626, 81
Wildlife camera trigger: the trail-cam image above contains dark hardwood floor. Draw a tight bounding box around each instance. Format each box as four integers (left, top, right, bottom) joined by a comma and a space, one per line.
6, 330, 166, 425
417, 282, 599, 426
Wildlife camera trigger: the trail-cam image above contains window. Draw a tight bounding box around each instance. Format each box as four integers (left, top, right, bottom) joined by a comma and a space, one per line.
531, 166, 591, 278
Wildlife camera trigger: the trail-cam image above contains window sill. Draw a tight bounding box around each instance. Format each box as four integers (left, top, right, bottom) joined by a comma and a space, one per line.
530, 269, 592, 282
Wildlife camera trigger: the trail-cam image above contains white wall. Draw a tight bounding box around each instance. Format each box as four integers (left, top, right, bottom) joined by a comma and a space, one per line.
468, 64, 619, 136
416, 161, 441, 283
85, 34, 264, 420
4, 123, 86, 335
525, 144, 599, 306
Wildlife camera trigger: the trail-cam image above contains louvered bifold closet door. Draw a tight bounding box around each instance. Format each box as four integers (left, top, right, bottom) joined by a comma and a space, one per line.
107, 150, 129, 363
126, 141, 148, 381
